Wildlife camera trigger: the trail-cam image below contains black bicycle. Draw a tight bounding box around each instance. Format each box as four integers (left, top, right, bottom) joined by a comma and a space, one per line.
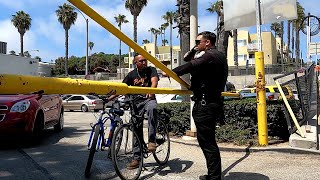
110, 95, 170, 180
84, 97, 125, 178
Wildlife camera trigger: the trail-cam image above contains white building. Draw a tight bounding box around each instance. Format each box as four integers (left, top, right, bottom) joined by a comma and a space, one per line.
0, 54, 39, 76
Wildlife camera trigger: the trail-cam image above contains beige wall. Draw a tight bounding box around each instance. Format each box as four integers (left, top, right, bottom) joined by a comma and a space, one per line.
228, 30, 280, 67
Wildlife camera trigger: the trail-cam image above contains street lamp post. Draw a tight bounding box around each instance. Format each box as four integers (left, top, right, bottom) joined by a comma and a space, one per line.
72, 5, 89, 76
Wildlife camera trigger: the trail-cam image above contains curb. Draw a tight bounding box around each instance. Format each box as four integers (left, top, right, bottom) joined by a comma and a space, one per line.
170, 137, 320, 155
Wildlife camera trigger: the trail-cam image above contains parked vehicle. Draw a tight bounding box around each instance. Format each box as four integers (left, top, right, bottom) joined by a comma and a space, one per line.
0, 93, 64, 136
63, 95, 104, 112
156, 94, 183, 103
265, 85, 295, 100
231, 87, 276, 100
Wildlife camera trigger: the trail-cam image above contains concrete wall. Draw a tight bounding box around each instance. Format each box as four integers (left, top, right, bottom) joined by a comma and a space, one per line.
106, 74, 295, 91
0, 54, 38, 76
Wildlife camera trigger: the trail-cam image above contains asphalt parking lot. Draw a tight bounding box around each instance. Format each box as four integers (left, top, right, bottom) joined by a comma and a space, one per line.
0, 111, 320, 180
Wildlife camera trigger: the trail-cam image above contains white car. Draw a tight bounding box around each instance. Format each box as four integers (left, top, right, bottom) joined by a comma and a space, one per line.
156, 94, 183, 103
62, 95, 104, 112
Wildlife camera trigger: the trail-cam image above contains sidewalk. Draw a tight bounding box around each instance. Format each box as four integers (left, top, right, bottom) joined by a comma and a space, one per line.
170, 135, 320, 155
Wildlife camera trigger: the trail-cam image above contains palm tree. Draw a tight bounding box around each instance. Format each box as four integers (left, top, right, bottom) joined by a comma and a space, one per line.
293, 2, 305, 68
11, 11, 32, 57
88, 41, 94, 53
287, 20, 291, 62
114, 14, 129, 79
88, 41, 94, 73
56, 3, 77, 76
207, 0, 229, 56
270, 22, 281, 37
271, 21, 284, 70
233, 29, 238, 70
125, 0, 148, 43
148, 28, 153, 42
142, 39, 150, 44
162, 11, 175, 69
150, 28, 161, 47
159, 24, 166, 43
162, 39, 168, 46
280, 21, 284, 71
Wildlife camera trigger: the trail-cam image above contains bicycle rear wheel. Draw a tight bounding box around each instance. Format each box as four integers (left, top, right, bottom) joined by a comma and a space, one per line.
153, 120, 170, 165
85, 125, 100, 178
111, 125, 143, 180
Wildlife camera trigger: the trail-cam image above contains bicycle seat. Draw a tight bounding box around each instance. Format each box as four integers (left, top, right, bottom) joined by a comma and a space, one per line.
109, 108, 124, 116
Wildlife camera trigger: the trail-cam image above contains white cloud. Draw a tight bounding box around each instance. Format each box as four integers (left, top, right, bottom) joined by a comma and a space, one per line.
0, 19, 36, 54
34, 14, 65, 45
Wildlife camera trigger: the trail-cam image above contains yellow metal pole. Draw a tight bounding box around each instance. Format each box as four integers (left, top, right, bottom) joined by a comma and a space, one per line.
255, 52, 268, 146
67, 0, 190, 89
0, 74, 239, 97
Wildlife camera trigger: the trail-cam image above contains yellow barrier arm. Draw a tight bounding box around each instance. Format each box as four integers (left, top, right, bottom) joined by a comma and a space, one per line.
0, 74, 238, 97
67, 0, 190, 89
275, 80, 305, 137
0, 74, 191, 95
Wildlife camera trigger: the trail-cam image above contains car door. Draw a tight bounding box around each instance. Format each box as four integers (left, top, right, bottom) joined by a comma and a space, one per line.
50, 95, 61, 121
39, 95, 54, 122
66, 95, 85, 111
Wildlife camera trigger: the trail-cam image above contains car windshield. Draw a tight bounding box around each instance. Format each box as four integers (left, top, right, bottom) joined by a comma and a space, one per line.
86, 95, 99, 100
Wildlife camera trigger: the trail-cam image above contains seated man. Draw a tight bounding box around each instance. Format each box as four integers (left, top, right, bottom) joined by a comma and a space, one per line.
108, 53, 159, 169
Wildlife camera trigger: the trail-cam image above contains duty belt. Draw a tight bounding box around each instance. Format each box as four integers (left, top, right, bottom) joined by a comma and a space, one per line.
191, 95, 207, 106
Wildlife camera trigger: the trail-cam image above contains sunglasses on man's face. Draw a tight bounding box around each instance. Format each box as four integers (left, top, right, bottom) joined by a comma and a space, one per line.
195, 40, 201, 45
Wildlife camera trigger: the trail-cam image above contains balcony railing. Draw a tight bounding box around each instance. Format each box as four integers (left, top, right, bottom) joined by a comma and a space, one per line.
155, 52, 178, 62
247, 43, 258, 52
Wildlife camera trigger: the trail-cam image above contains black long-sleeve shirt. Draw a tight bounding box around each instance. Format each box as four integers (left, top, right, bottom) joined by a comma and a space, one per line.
173, 47, 228, 103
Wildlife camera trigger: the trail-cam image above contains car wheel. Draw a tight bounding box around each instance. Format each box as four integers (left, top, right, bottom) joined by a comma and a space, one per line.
81, 105, 89, 112
33, 112, 44, 138
54, 110, 64, 132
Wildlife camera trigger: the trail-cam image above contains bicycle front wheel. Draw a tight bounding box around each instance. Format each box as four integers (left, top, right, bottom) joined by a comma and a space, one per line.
111, 125, 143, 180
85, 125, 100, 178
153, 120, 170, 165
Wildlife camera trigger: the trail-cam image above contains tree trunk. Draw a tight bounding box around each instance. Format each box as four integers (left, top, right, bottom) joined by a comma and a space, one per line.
170, 23, 173, 69
154, 35, 158, 47
233, 29, 238, 69
65, 29, 69, 76
133, 15, 137, 43
295, 23, 300, 68
20, 33, 24, 57
119, 25, 122, 79
292, 25, 295, 62
280, 21, 284, 72
287, 20, 291, 62
217, 13, 229, 56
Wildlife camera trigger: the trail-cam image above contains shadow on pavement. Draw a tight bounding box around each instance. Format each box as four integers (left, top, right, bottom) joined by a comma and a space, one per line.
222, 144, 252, 177
224, 172, 269, 180
140, 158, 193, 179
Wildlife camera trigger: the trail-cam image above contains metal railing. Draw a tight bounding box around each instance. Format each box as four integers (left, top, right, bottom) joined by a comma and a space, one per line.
273, 62, 316, 137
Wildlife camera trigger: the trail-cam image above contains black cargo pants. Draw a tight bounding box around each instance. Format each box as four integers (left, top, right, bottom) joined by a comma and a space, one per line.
192, 101, 222, 180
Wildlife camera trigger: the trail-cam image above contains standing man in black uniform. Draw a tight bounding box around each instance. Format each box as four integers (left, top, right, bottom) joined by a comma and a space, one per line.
166, 31, 228, 180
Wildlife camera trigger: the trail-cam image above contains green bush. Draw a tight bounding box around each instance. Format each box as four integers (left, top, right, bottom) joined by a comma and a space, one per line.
157, 99, 291, 145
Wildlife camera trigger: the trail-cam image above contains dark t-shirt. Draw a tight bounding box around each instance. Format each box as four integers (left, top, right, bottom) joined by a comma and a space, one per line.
122, 66, 159, 87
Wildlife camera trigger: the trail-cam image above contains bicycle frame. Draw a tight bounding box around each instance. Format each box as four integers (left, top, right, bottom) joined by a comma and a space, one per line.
87, 109, 120, 151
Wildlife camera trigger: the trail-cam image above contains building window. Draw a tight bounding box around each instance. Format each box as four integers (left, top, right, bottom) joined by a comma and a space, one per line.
174, 59, 177, 63
237, 40, 247, 46
238, 55, 247, 61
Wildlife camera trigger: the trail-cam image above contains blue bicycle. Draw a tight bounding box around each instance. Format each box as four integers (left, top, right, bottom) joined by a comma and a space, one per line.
84, 97, 126, 178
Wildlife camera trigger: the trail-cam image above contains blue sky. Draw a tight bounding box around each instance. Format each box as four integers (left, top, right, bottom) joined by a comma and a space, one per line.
0, 0, 319, 63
